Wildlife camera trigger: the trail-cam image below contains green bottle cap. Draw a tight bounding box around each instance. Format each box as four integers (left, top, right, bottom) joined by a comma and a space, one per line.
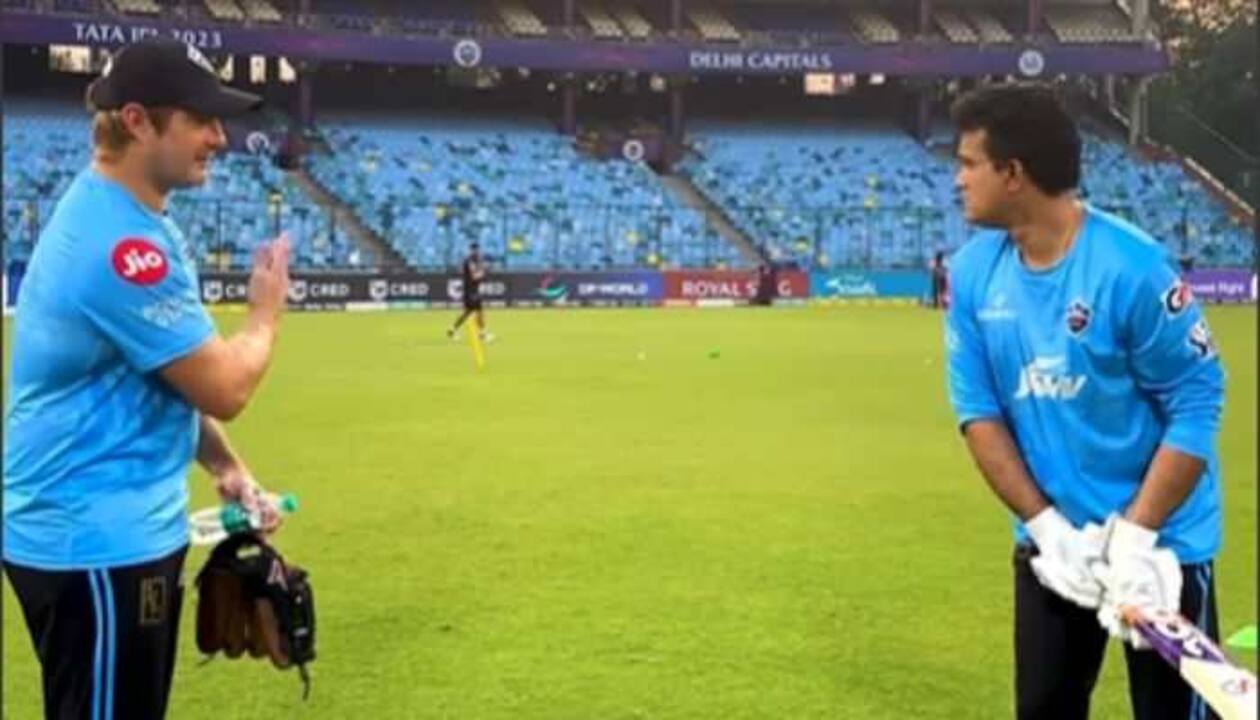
220, 503, 252, 534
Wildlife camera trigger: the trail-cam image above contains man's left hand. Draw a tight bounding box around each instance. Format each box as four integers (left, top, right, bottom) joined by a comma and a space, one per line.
1093, 515, 1183, 649
213, 466, 282, 534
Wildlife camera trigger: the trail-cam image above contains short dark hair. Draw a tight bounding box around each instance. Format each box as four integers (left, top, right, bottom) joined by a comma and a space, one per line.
950, 83, 1081, 196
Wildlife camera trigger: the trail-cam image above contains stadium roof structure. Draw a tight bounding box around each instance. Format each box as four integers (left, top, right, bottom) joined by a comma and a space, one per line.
0, 0, 1168, 79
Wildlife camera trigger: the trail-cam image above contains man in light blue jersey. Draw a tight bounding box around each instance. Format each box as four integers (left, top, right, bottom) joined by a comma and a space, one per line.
944, 83, 1226, 720
4, 41, 290, 720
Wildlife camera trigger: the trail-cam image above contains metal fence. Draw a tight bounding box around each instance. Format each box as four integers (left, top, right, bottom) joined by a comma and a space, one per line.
715, 205, 958, 269
4, 196, 356, 270
4, 196, 1250, 272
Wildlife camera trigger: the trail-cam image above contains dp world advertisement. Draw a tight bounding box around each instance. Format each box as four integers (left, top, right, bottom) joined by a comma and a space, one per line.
507, 271, 663, 307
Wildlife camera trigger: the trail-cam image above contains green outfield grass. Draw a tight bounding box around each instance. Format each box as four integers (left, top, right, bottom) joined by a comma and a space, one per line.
4, 305, 1256, 719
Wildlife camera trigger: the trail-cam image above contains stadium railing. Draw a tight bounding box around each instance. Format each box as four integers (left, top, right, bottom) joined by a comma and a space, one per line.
358, 201, 743, 271
4, 195, 367, 271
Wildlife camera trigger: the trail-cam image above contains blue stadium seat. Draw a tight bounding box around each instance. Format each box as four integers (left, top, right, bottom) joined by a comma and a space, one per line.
1078, 136, 1253, 268
51, 0, 98, 13
306, 114, 746, 270
2, 101, 360, 270
6, 103, 1246, 274
311, 0, 376, 32
679, 121, 958, 269
679, 121, 1253, 270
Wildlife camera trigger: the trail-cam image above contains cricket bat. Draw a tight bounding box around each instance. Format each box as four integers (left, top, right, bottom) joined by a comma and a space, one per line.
1123, 606, 1258, 720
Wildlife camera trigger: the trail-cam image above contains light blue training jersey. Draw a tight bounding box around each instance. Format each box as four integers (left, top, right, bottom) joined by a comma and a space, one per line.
4, 168, 214, 569
945, 205, 1224, 563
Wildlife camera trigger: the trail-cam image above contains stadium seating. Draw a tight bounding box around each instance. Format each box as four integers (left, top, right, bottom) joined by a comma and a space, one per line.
1079, 137, 1253, 267
306, 115, 746, 270
679, 122, 955, 268
686, 4, 742, 43
934, 10, 980, 44
1045, 6, 1137, 43
496, 0, 547, 37
964, 8, 1015, 43
112, 0, 160, 15
2, 102, 361, 270
395, 0, 487, 36
849, 10, 901, 44
203, 0, 245, 22
578, 1, 625, 40
311, 0, 376, 33
733, 3, 852, 45
239, 0, 282, 23
609, 2, 653, 39
52, 0, 98, 13
4, 102, 1248, 274
3, 104, 92, 266
678, 121, 1254, 270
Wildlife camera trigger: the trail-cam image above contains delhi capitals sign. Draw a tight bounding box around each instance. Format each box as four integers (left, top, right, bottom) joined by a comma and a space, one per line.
688, 50, 835, 72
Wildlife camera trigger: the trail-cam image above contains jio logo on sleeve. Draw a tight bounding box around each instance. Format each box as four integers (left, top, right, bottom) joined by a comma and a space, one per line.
112, 238, 169, 286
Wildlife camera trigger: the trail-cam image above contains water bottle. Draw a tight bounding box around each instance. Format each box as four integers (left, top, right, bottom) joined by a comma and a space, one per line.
189, 492, 298, 546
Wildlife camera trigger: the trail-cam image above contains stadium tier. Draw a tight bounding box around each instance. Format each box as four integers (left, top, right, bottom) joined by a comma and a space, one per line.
306, 115, 743, 270
680, 122, 959, 269
1045, 5, 1139, 44
1079, 137, 1255, 268
4, 102, 1251, 273
0, 0, 1250, 274
2, 102, 359, 270
395, 0, 486, 37
679, 121, 1254, 269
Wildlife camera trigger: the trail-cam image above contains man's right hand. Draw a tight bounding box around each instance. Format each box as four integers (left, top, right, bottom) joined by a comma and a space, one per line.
247, 234, 290, 321
1025, 507, 1106, 609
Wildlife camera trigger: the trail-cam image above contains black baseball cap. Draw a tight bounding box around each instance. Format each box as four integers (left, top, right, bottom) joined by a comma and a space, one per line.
86, 40, 262, 117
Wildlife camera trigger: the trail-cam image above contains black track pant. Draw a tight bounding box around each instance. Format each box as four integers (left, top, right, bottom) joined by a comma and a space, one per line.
5, 546, 188, 720
1014, 544, 1220, 720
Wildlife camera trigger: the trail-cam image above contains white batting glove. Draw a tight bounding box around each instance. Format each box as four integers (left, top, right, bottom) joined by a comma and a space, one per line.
1025, 507, 1107, 609
1093, 515, 1183, 650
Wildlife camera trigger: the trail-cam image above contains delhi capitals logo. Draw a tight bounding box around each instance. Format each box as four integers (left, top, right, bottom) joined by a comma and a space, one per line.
1065, 299, 1092, 336
622, 139, 646, 163
453, 39, 483, 68
1018, 49, 1046, 78
245, 131, 272, 156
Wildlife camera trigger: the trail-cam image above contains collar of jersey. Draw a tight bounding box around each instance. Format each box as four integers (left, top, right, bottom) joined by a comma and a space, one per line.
1013, 204, 1094, 281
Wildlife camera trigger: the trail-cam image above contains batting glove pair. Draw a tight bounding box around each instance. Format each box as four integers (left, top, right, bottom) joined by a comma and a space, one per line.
1026, 508, 1182, 649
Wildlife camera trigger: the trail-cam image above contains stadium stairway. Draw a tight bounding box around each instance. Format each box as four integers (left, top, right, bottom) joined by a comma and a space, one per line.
289, 166, 407, 267
657, 173, 765, 264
